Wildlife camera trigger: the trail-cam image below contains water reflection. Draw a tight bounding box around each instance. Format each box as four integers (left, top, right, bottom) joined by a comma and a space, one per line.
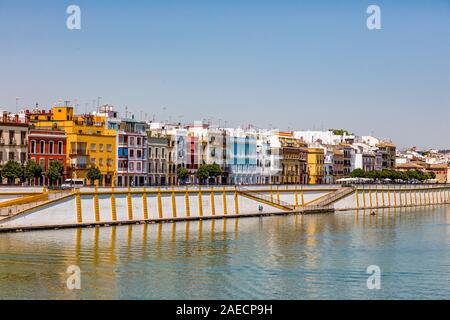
1, 206, 450, 299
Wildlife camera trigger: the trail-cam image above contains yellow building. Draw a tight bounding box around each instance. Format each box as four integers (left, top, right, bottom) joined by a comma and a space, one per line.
27, 106, 117, 185
307, 147, 325, 184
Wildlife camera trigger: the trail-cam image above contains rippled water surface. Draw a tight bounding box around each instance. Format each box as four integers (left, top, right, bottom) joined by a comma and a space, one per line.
1, 206, 450, 299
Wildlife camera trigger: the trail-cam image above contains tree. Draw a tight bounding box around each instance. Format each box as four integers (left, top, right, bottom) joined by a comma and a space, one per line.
207, 163, 223, 184
195, 164, 210, 184
176, 167, 189, 183
86, 165, 102, 186
24, 160, 42, 185
208, 163, 223, 177
350, 168, 366, 178
1, 161, 23, 185
46, 161, 64, 186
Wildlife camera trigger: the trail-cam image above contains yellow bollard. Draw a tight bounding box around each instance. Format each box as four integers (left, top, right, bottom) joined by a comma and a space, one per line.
301, 186, 305, 207
142, 188, 148, 220
222, 187, 228, 215
381, 186, 385, 207
234, 187, 239, 214
111, 187, 117, 221
94, 187, 100, 222
276, 186, 280, 203
185, 189, 191, 217
387, 187, 391, 207
171, 190, 177, 218
369, 189, 373, 208
375, 188, 379, 207
362, 187, 367, 208
295, 188, 299, 207
270, 185, 274, 202
414, 187, 417, 206
76, 188, 82, 224
157, 187, 163, 219
198, 188, 203, 217
127, 187, 133, 220
393, 189, 397, 207
210, 189, 216, 216
355, 186, 360, 209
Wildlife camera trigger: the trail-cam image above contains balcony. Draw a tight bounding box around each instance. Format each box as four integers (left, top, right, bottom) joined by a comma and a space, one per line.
70, 150, 89, 156
71, 163, 88, 170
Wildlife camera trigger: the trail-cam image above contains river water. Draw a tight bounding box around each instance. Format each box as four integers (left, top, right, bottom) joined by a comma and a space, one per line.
1, 206, 450, 299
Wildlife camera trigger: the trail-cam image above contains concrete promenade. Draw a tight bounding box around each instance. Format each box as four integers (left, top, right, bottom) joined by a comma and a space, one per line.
0, 184, 449, 233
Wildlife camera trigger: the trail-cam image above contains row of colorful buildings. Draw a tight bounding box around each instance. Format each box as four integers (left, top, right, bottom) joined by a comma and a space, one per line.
1, 103, 439, 186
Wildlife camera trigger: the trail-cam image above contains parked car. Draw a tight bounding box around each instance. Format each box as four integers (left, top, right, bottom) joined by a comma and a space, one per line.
61, 179, 85, 190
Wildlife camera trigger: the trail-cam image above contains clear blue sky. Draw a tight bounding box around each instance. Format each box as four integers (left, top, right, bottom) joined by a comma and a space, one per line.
1, 0, 449, 149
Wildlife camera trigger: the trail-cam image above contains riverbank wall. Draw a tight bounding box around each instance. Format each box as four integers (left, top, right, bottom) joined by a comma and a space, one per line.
0, 184, 449, 232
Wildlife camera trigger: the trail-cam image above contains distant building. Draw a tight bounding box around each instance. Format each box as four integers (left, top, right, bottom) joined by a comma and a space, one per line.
270, 132, 308, 184
307, 147, 325, 184
27, 105, 116, 186
117, 118, 148, 187
147, 135, 169, 185
225, 128, 257, 185
0, 111, 28, 167
28, 128, 67, 185
332, 148, 345, 181
377, 141, 396, 170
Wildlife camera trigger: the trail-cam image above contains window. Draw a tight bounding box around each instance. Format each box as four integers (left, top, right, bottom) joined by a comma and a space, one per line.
137, 162, 141, 172
58, 141, 63, 154
155, 148, 159, 158
99, 158, 103, 166
90, 158, 96, 165
39, 158, 45, 168
0, 152, 3, 161
49, 141, 54, 154
31, 140, 36, 153
20, 152, 26, 164
90, 143, 96, 152
137, 150, 142, 159
129, 162, 134, 171
129, 137, 135, 146
21, 131, 26, 145
40, 141, 45, 154
162, 148, 166, 158
9, 131, 14, 145
130, 149, 135, 158
99, 144, 104, 152
106, 158, 112, 166
137, 137, 141, 146
106, 144, 112, 152
148, 147, 152, 158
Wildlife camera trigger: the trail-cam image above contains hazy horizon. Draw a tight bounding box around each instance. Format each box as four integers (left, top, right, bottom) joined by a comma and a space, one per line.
1, 0, 449, 150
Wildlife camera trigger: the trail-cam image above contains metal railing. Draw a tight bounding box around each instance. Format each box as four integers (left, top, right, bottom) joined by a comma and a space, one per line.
0, 191, 71, 218
309, 187, 354, 207
237, 186, 294, 209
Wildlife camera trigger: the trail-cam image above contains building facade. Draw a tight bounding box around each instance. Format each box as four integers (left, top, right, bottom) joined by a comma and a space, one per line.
147, 135, 169, 185
307, 147, 325, 184
0, 111, 28, 167
27, 106, 117, 186
117, 118, 148, 187
28, 128, 67, 185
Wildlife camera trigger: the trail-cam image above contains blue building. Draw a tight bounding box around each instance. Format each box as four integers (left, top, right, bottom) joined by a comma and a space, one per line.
225, 129, 257, 185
